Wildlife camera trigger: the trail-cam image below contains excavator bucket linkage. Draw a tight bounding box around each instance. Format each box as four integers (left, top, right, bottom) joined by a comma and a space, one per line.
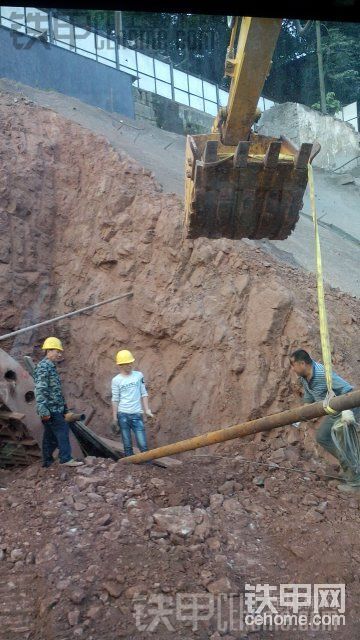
184, 133, 320, 241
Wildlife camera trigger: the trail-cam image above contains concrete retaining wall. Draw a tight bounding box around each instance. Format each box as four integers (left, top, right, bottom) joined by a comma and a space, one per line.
0, 23, 213, 136
134, 87, 213, 135
0, 25, 134, 118
258, 102, 360, 173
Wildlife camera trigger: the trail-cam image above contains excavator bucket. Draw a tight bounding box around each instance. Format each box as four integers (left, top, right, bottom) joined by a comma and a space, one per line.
184, 132, 320, 241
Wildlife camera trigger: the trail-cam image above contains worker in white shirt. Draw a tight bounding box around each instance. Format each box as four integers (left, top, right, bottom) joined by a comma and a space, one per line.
111, 349, 154, 457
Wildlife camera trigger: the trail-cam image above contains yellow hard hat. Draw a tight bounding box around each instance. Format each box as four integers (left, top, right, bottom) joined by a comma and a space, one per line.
116, 349, 135, 365
42, 337, 64, 351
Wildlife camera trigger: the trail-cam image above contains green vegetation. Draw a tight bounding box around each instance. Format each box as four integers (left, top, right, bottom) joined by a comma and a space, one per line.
312, 92, 341, 115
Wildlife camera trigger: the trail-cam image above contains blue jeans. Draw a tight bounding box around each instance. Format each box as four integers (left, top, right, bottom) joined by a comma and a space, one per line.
42, 412, 72, 465
118, 413, 148, 457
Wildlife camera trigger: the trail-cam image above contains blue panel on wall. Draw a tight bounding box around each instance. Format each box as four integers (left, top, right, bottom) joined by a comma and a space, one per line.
0, 26, 135, 119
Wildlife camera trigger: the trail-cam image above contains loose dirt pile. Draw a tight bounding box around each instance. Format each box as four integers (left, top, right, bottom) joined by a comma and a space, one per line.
0, 451, 360, 640
0, 91, 360, 639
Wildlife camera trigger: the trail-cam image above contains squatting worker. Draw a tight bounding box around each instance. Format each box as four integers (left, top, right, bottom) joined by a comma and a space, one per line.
290, 348, 360, 493
111, 349, 154, 457
33, 337, 83, 468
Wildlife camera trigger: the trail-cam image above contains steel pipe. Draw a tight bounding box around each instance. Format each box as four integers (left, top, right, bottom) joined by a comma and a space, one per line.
0, 292, 133, 342
122, 390, 360, 464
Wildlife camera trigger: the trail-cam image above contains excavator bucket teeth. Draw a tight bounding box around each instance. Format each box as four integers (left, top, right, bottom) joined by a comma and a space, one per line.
184, 133, 318, 241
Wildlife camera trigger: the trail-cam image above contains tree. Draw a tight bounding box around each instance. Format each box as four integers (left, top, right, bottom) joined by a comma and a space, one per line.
321, 24, 360, 105
50, 8, 113, 33
121, 12, 228, 85
266, 19, 360, 108
312, 91, 341, 115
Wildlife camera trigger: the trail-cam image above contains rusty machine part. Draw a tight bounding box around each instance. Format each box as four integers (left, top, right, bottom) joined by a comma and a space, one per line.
185, 134, 321, 241
184, 17, 321, 241
64, 412, 86, 423
0, 412, 41, 468
0, 348, 83, 467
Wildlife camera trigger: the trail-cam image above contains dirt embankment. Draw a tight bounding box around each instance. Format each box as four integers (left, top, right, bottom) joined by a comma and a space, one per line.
1, 92, 360, 640
0, 91, 359, 448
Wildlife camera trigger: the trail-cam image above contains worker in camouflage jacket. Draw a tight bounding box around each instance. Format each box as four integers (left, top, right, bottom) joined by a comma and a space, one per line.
34, 337, 82, 468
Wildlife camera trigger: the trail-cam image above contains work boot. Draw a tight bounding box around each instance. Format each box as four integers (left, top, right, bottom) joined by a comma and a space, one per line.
61, 459, 84, 467
42, 459, 55, 468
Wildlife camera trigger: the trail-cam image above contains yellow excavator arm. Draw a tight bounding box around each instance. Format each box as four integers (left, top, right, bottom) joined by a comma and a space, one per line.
184, 16, 320, 241
216, 16, 281, 144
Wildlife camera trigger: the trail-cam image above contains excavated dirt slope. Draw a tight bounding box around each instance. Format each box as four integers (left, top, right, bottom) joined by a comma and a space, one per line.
0, 91, 359, 447
0, 92, 360, 639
